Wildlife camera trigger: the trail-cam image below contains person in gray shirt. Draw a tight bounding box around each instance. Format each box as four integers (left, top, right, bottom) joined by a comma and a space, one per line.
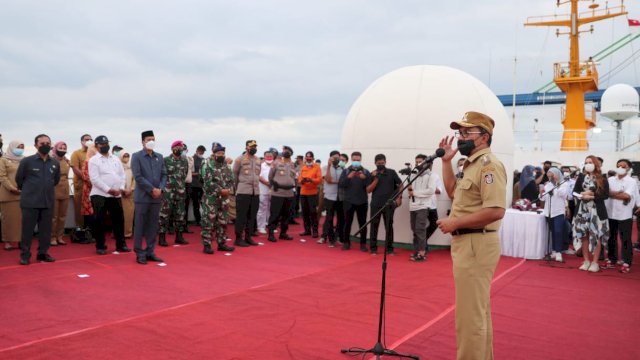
320, 151, 346, 247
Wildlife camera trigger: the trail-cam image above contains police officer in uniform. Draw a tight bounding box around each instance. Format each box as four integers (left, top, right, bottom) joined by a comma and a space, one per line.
158, 140, 189, 246
267, 145, 297, 242
232, 140, 261, 247
437, 111, 506, 360
200, 142, 236, 254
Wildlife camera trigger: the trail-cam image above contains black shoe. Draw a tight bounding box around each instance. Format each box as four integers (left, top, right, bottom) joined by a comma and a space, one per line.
96, 249, 107, 255
288, 219, 299, 225
279, 233, 293, 240
136, 256, 147, 265
251, 231, 258, 237
218, 243, 235, 252
168, 227, 175, 235
146, 254, 164, 262
410, 254, 426, 262
342, 242, 351, 251
175, 232, 189, 245
184, 227, 194, 234
116, 245, 131, 252
312, 230, 319, 238
20, 258, 30, 265
158, 233, 168, 247
360, 244, 368, 252
299, 231, 311, 236
246, 237, 259, 246
268, 231, 277, 242
36, 253, 55, 262
203, 244, 214, 254
385, 249, 395, 256
235, 239, 250, 247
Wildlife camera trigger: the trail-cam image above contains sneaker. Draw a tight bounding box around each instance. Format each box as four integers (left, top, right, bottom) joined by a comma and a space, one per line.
616, 260, 624, 266
410, 254, 426, 262
554, 252, 563, 262
563, 248, 576, 255
316, 237, 326, 244
601, 260, 616, 269
619, 263, 631, 274
579, 261, 591, 271
587, 262, 600, 273
328, 242, 336, 248
257, 228, 267, 234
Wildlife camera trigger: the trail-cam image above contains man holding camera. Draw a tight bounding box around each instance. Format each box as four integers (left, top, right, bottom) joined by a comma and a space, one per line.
366, 154, 401, 255
339, 151, 371, 251
298, 151, 322, 237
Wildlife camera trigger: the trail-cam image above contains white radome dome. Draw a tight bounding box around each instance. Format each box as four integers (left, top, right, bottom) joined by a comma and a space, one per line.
600, 83, 639, 121
341, 65, 514, 246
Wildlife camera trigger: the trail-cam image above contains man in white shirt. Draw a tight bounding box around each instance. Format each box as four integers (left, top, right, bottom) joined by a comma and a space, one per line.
606, 159, 638, 273
257, 150, 275, 234
407, 154, 438, 262
89, 135, 129, 255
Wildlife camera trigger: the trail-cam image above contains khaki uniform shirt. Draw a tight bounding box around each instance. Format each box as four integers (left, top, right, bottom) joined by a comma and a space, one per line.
70, 148, 87, 188
450, 147, 506, 231
269, 160, 296, 198
233, 154, 261, 195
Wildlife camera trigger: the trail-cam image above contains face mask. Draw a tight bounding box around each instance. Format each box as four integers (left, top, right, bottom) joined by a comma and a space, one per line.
376, 164, 385, 171
196, 152, 205, 159
305, 161, 314, 166
457, 139, 476, 157
84, 140, 93, 147
248, 148, 257, 156
332, 158, 340, 167
616, 167, 628, 176
38, 144, 51, 155
351, 161, 361, 168
99, 145, 110, 154
584, 163, 595, 173
265, 159, 273, 164
173, 149, 183, 156
113, 150, 121, 157
56, 150, 67, 158
338, 160, 346, 168
145, 140, 155, 150
13, 148, 24, 156
282, 151, 291, 159
215, 156, 226, 164
563, 172, 570, 178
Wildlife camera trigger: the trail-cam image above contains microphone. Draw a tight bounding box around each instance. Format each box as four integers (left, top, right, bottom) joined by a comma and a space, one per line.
415, 148, 445, 171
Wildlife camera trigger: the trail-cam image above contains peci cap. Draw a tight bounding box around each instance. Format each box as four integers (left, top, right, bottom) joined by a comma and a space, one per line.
95, 135, 109, 144
282, 145, 293, 155
171, 140, 185, 149
141, 130, 154, 140
246, 140, 257, 147
450, 111, 495, 135
211, 142, 226, 153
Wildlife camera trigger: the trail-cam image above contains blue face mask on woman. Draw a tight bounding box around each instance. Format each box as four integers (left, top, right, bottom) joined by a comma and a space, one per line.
13, 148, 24, 156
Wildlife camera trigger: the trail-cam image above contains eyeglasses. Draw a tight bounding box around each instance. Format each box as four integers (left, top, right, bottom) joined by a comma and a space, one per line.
454, 131, 483, 138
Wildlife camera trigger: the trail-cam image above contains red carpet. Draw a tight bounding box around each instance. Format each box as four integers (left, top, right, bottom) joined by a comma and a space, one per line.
1, 224, 639, 359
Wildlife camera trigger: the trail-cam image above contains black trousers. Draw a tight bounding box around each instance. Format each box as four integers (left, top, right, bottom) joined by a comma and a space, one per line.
322, 198, 344, 243
235, 194, 259, 238
268, 196, 293, 234
344, 202, 368, 245
91, 195, 126, 251
189, 187, 203, 224
20, 207, 53, 259
608, 218, 633, 265
369, 204, 395, 251
300, 194, 319, 232
426, 208, 439, 250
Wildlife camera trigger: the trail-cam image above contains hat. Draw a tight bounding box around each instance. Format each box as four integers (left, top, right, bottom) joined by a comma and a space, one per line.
112, 145, 123, 152
95, 135, 109, 144
283, 145, 293, 155
449, 111, 495, 135
211, 142, 226, 153
171, 140, 184, 149
141, 130, 154, 140
246, 140, 257, 147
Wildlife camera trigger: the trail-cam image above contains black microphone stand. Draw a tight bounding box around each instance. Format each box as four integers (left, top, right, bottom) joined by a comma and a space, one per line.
536, 177, 570, 262
340, 160, 438, 360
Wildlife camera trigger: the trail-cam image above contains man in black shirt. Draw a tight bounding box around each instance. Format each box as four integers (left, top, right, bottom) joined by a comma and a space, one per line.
338, 151, 371, 251
366, 154, 402, 255
15, 134, 60, 265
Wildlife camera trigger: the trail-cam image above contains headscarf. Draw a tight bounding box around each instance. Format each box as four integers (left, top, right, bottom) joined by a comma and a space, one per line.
3, 140, 25, 162
519, 165, 535, 192
547, 167, 562, 185
50, 141, 67, 160
119, 150, 130, 169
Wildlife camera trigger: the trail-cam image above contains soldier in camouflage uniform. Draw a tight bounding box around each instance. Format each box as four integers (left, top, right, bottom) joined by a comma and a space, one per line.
200, 142, 236, 254
158, 140, 190, 246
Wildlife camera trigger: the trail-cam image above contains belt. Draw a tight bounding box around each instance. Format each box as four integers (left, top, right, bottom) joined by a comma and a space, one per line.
452, 228, 496, 236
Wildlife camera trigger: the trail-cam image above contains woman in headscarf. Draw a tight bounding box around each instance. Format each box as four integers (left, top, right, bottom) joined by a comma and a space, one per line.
119, 150, 135, 238
519, 165, 539, 203
573, 155, 609, 272
0, 140, 25, 250
540, 167, 569, 262
50, 141, 71, 246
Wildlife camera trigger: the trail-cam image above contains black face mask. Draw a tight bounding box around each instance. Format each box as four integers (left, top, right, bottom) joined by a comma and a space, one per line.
248, 148, 257, 156
457, 140, 476, 157
173, 149, 183, 156
38, 144, 51, 155
282, 151, 291, 159
99, 145, 110, 154
215, 156, 226, 163
56, 150, 67, 158
332, 158, 340, 167
376, 164, 386, 171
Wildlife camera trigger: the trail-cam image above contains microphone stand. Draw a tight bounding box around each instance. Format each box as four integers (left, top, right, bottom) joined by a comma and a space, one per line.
536, 177, 570, 262
340, 160, 438, 360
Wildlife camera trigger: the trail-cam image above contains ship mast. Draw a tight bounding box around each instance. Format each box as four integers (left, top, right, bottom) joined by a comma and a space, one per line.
525, 0, 627, 151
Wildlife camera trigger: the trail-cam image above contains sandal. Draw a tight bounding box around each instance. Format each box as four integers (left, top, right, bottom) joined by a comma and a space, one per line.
619, 264, 630, 274
57, 238, 67, 245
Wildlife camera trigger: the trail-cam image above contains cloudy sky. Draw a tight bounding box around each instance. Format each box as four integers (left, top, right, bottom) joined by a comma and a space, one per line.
1, 0, 639, 158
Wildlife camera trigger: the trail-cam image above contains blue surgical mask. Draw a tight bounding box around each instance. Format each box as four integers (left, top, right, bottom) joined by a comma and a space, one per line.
13, 148, 24, 156
351, 161, 361, 168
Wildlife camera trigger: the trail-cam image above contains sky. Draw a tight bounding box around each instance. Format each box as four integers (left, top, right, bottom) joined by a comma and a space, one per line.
1, 0, 639, 159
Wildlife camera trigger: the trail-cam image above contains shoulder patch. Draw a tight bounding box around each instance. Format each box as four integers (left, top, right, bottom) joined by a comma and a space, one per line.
484, 173, 494, 184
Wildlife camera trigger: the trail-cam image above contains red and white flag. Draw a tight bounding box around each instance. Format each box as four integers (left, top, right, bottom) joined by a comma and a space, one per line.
628, 19, 640, 26
629, 19, 640, 34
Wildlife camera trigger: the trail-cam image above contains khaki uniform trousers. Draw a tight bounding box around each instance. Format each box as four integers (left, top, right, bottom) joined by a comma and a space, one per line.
451, 231, 501, 360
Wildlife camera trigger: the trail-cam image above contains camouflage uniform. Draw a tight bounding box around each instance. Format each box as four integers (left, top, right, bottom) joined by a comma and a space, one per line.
200, 155, 235, 246
158, 155, 189, 233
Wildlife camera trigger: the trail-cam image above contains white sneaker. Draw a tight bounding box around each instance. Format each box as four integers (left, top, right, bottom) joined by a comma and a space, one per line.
587, 262, 600, 272
555, 252, 563, 262
563, 249, 576, 255
274, 229, 278, 233
258, 228, 267, 234
579, 261, 591, 271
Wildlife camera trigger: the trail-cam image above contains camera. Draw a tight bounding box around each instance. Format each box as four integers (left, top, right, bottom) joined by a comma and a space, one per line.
350, 165, 363, 172
399, 163, 412, 176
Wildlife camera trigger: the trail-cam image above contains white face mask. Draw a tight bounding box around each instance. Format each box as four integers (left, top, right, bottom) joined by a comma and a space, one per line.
563, 172, 570, 178
145, 140, 156, 150
265, 159, 273, 164
584, 163, 595, 173
616, 167, 628, 176
84, 140, 94, 147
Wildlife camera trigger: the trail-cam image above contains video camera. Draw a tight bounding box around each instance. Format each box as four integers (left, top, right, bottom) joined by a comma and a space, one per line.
399, 163, 412, 176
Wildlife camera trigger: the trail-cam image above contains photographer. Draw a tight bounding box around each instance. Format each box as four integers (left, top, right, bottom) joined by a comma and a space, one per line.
338, 151, 371, 251
407, 155, 438, 262
366, 154, 401, 255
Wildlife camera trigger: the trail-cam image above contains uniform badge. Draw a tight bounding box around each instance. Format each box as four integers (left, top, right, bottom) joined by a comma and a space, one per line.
484, 173, 494, 184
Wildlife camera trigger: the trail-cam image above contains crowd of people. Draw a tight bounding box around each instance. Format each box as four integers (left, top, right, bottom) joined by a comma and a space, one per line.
512, 157, 640, 273
0, 130, 451, 265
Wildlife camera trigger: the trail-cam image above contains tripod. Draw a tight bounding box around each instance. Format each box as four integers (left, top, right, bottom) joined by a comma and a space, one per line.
340, 161, 436, 360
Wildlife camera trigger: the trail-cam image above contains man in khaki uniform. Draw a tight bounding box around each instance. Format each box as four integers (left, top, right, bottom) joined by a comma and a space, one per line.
70, 134, 93, 228
437, 111, 506, 360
